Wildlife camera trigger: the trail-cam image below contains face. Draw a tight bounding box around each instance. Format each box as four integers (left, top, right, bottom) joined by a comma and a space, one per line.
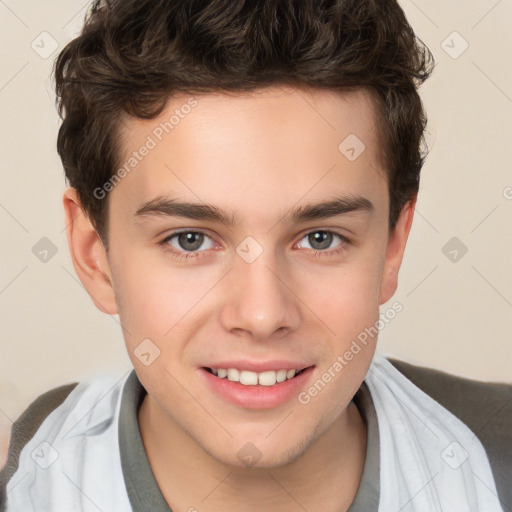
64, 85, 415, 468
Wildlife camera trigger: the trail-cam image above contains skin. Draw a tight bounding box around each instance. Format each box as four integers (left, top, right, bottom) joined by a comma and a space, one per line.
63, 85, 416, 512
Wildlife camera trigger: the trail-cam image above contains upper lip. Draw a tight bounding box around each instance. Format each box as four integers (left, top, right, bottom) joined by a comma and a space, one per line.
201, 360, 314, 372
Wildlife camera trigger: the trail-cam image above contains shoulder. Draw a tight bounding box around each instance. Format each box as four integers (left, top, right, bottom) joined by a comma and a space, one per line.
387, 357, 512, 510
387, 357, 512, 432
0, 382, 79, 509
0, 372, 127, 511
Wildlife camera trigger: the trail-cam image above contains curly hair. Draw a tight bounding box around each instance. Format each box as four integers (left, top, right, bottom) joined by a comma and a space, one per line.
54, 0, 434, 249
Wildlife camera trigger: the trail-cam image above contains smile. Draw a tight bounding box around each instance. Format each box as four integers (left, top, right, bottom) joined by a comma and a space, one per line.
203, 366, 310, 386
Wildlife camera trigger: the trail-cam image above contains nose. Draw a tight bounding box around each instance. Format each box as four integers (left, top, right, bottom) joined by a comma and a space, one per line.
219, 249, 302, 340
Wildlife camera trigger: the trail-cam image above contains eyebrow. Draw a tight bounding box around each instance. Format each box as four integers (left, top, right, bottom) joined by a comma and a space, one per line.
134, 194, 374, 226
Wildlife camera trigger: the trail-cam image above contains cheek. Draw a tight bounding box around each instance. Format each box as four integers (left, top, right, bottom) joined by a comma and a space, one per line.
301, 250, 384, 332
111, 252, 216, 341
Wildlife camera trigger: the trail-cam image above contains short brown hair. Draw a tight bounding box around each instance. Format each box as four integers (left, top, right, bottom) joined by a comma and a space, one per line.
54, 0, 434, 250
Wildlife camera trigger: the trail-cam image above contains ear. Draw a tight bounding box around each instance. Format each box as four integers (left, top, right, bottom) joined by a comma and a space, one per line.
62, 187, 118, 315
378, 195, 417, 305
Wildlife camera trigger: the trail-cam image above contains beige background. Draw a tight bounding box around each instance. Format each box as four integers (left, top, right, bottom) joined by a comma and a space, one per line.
1, 0, 511, 467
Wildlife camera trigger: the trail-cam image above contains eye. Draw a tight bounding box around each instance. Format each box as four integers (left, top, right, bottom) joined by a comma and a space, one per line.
296, 230, 350, 257
158, 228, 351, 261
158, 230, 216, 260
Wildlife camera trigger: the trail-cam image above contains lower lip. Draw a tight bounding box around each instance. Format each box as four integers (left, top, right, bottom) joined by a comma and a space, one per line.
198, 366, 315, 410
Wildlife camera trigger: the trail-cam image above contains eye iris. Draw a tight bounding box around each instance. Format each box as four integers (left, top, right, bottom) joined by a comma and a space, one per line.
178, 232, 203, 251
309, 231, 332, 250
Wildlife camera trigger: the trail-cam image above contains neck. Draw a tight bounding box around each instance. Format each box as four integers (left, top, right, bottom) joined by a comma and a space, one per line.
138, 397, 367, 512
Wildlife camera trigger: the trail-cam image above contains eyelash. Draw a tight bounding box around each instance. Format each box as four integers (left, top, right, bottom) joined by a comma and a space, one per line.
157, 229, 351, 261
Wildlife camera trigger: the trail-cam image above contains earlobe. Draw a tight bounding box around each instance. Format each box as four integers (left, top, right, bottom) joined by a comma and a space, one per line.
378, 195, 417, 305
62, 187, 118, 315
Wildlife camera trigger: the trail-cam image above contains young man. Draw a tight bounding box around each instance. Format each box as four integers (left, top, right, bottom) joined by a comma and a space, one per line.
1, 0, 510, 510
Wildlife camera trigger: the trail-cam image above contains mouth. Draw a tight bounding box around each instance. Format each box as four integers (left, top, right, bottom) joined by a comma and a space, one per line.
199, 364, 316, 409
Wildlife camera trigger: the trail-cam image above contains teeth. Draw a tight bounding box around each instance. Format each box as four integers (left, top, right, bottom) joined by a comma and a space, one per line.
258, 371, 276, 386
210, 367, 304, 386
276, 369, 287, 383
240, 371, 259, 386
227, 368, 240, 381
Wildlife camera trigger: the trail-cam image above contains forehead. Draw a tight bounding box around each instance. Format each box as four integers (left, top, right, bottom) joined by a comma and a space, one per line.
112, 86, 387, 224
